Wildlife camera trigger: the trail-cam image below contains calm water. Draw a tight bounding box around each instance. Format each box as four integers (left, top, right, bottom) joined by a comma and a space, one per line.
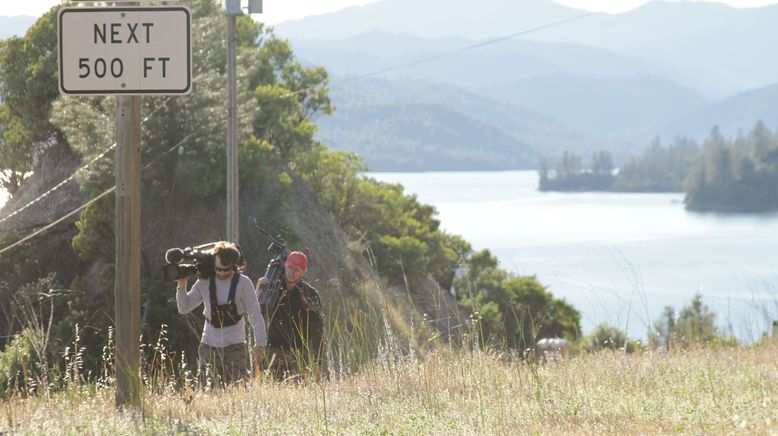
369, 170, 778, 342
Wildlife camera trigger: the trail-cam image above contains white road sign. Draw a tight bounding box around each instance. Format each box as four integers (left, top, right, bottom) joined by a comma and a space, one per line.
58, 7, 192, 95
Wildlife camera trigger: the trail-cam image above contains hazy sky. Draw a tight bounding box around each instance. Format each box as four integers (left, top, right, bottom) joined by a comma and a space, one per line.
2, 0, 778, 23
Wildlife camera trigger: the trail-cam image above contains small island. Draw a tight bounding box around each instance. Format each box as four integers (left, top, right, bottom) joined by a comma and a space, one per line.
539, 122, 778, 213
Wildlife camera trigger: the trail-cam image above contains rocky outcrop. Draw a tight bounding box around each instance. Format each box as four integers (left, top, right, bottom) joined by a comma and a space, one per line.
0, 141, 84, 234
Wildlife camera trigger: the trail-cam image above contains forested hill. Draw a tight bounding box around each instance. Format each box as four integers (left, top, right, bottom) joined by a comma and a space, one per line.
0, 0, 580, 382
315, 78, 597, 170
9, 2, 778, 172
275, 0, 778, 171
318, 103, 538, 171
297, 32, 705, 167
317, 79, 586, 170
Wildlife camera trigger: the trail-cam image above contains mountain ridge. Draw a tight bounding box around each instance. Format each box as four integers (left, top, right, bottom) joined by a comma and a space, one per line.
276, 0, 590, 40
277, 0, 778, 98
663, 82, 778, 139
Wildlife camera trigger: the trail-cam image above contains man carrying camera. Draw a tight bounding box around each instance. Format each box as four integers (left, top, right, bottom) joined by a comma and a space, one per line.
256, 251, 325, 378
176, 241, 266, 385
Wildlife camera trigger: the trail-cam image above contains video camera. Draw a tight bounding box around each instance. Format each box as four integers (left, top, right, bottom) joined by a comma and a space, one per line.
162, 242, 217, 281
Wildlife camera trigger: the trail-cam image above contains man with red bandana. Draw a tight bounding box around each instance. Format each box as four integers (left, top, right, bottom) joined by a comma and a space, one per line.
256, 250, 325, 378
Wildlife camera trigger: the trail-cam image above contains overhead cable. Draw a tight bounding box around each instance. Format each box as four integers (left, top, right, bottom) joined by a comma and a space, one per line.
1, 12, 596, 254
0, 133, 195, 257
0, 97, 175, 225
340, 12, 595, 82
279, 11, 595, 100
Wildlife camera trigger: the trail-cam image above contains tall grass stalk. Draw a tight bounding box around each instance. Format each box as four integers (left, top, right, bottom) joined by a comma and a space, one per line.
4, 342, 777, 434
3, 263, 777, 433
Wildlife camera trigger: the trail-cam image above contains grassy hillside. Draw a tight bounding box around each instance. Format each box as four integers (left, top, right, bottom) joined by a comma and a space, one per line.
3, 342, 777, 433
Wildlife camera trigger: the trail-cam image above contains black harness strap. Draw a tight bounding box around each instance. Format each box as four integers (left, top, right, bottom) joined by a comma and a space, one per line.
208, 272, 242, 326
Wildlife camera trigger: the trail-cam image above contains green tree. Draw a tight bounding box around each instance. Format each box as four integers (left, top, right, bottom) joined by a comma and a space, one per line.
3, 0, 583, 378
674, 294, 717, 346
614, 135, 699, 192
454, 250, 506, 344
327, 177, 462, 285
685, 121, 778, 212
541, 150, 614, 192
498, 276, 580, 349
41, 0, 339, 371
749, 120, 771, 162
583, 323, 638, 353
649, 295, 730, 349
649, 305, 676, 349
453, 250, 580, 350
538, 157, 550, 190
556, 150, 582, 179
591, 151, 613, 176
0, 6, 61, 195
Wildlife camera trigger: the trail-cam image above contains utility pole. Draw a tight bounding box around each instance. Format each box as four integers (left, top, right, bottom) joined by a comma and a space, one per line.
226, 0, 240, 244
225, 0, 261, 244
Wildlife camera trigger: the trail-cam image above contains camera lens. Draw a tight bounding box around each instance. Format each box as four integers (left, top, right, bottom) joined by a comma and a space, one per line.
165, 248, 185, 264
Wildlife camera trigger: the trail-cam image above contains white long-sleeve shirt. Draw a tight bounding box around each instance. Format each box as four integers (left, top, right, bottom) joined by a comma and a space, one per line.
176, 273, 267, 347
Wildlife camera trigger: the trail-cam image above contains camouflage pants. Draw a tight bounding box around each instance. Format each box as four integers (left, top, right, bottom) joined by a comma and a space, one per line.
197, 342, 248, 386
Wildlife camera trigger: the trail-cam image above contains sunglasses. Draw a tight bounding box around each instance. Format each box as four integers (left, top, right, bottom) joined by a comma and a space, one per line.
214, 265, 234, 272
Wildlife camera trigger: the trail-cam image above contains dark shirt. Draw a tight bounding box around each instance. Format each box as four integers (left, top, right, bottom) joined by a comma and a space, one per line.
265, 280, 325, 362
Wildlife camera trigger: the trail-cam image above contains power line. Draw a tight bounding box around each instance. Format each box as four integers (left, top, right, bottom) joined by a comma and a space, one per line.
0, 143, 115, 226
340, 12, 594, 83
278, 11, 595, 100
0, 96, 176, 226
0, 12, 596, 255
0, 56, 219, 256
4, 10, 595, 225
0, 50, 222, 227
0, 134, 195, 257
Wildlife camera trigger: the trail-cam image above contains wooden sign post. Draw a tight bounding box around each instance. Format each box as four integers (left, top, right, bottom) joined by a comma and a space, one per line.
58, 4, 191, 407
114, 94, 141, 407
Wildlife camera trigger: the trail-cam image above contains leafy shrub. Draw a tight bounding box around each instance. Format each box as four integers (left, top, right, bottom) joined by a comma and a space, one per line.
0, 329, 40, 398
581, 323, 641, 353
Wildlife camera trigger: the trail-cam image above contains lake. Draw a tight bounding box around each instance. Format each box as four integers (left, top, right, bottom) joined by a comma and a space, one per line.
368, 170, 778, 343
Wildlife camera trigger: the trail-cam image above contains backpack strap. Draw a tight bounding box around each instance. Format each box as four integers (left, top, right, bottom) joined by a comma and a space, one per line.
228, 272, 240, 307
297, 287, 310, 312
208, 275, 218, 314
298, 282, 323, 314
208, 272, 242, 315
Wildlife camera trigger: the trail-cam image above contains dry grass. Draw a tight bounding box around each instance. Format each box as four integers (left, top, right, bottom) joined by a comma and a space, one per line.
2, 341, 777, 435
